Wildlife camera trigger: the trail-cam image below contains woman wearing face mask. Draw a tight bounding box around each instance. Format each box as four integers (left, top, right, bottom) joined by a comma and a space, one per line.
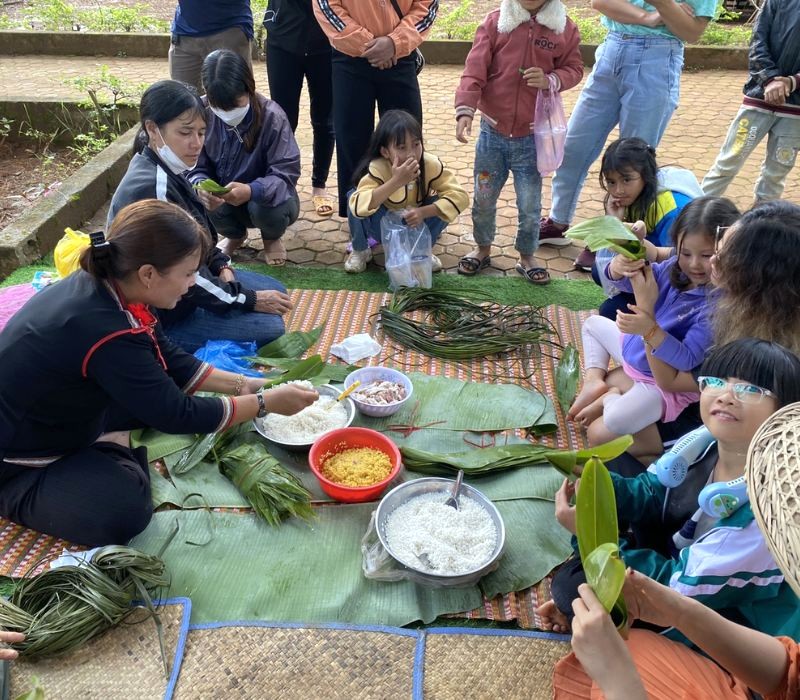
193, 49, 302, 266
108, 80, 293, 353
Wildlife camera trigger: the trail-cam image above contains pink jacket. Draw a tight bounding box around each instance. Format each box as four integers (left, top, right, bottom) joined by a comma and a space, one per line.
455, 4, 583, 138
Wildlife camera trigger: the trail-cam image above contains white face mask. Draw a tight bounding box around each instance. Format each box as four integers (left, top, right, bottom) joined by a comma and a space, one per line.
155, 126, 197, 174
210, 103, 250, 127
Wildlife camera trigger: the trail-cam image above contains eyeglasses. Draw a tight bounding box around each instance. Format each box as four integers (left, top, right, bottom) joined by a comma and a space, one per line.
714, 225, 731, 253
697, 376, 777, 404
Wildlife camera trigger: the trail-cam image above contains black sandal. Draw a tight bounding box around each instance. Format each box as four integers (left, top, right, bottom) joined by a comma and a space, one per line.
457, 255, 491, 276
515, 263, 550, 285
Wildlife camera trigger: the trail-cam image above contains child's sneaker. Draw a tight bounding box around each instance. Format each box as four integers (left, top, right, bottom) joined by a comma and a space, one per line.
431, 254, 443, 273
574, 247, 596, 272
345, 237, 379, 254
344, 248, 372, 273
539, 217, 571, 247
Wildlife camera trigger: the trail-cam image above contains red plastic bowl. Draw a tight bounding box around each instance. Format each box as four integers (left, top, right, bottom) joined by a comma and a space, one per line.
309, 427, 402, 503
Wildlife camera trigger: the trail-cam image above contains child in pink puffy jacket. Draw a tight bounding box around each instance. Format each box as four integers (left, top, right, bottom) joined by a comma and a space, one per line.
455, 0, 583, 285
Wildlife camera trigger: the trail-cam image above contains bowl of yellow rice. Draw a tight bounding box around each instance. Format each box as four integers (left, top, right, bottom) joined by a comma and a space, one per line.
308, 427, 402, 502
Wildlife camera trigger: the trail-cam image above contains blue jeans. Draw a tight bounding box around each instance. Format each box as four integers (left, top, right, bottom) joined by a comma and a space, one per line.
551, 32, 684, 225
210, 193, 300, 241
346, 191, 448, 252
472, 122, 542, 255
164, 269, 287, 353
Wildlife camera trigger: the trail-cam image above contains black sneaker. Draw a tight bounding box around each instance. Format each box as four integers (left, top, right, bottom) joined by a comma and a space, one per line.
538, 217, 571, 247
574, 247, 596, 272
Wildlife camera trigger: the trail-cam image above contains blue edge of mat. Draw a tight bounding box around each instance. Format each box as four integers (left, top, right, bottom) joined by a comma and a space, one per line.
158, 598, 571, 700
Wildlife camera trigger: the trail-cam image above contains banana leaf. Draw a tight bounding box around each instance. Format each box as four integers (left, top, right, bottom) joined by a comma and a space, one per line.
172, 432, 219, 475
131, 429, 196, 461
193, 178, 230, 195
256, 324, 324, 359
249, 356, 357, 384
583, 542, 626, 612
260, 354, 326, 388
565, 216, 646, 260
555, 345, 580, 415
540, 435, 633, 477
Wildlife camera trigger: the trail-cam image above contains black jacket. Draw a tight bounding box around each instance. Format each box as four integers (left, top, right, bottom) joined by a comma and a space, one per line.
108, 147, 257, 325
263, 0, 330, 55
743, 0, 800, 107
0, 272, 233, 463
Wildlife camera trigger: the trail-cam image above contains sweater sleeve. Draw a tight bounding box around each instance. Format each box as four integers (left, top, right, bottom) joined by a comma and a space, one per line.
348, 167, 387, 218
650, 305, 713, 372
155, 323, 214, 391
426, 156, 469, 222
247, 107, 301, 207
180, 267, 257, 314
454, 18, 494, 113
313, 0, 374, 57
749, 0, 782, 88
611, 471, 668, 526
551, 21, 584, 93
387, 0, 438, 59
86, 331, 234, 434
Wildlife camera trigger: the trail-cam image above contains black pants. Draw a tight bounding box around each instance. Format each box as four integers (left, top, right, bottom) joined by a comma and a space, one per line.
0, 442, 152, 547
330, 50, 423, 217
266, 43, 335, 190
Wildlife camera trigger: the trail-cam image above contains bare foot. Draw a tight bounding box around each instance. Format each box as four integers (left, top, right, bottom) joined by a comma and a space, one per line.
535, 599, 571, 633
568, 378, 608, 421
217, 237, 244, 258
573, 394, 606, 428
262, 238, 287, 266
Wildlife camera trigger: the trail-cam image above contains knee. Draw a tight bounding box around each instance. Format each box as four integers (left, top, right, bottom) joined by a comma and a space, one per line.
86, 490, 152, 546
600, 403, 629, 437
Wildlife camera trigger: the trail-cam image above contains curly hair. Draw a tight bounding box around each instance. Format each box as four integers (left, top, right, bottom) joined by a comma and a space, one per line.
714, 200, 800, 355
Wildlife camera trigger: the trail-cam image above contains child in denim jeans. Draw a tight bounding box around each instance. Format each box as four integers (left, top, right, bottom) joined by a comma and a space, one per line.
454, 0, 583, 284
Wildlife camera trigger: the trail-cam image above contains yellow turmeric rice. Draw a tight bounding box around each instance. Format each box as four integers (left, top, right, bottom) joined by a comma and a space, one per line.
321, 447, 393, 487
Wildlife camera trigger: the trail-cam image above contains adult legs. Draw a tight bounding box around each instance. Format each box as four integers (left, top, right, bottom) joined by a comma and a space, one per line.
305, 50, 336, 190
0, 443, 152, 546
209, 202, 251, 256
169, 27, 252, 92
755, 114, 800, 202
375, 56, 423, 125
247, 195, 301, 241
265, 42, 305, 131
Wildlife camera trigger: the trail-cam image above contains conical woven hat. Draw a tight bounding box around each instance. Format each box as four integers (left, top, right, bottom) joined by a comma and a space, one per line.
746, 402, 800, 598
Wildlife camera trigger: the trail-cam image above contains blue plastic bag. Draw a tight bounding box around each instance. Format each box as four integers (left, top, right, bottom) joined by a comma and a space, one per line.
193, 340, 263, 377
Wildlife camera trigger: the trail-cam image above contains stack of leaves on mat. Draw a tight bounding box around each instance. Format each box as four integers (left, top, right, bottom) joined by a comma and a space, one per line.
576, 456, 628, 630
0, 546, 168, 661
378, 288, 561, 361
401, 435, 632, 478
565, 216, 646, 260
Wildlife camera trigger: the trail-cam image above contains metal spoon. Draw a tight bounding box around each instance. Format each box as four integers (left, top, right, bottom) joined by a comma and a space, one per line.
444, 469, 464, 510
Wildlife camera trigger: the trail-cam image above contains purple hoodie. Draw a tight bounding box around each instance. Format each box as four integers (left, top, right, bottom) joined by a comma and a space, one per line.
192, 93, 301, 207
603, 257, 714, 375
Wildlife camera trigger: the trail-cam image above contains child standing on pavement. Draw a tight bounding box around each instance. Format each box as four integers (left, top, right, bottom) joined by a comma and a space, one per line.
345, 110, 469, 274
454, 0, 583, 285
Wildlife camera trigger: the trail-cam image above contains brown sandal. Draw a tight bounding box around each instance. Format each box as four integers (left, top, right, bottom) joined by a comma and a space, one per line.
515, 263, 550, 285
312, 195, 334, 218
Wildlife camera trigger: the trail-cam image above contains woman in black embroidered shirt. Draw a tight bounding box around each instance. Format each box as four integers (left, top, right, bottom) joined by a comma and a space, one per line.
0, 200, 317, 547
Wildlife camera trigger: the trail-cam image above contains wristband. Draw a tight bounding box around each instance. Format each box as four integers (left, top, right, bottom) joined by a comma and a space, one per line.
643, 324, 659, 343
256, 392, 268, 418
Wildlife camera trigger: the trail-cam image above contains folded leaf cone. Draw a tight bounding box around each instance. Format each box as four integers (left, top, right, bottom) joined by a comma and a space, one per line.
565, 216, 646, 260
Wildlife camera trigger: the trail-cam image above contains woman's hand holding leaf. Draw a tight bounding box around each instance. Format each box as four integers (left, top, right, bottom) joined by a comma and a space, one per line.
555, 478, 578, 534
196, 188, 225, 211
263, 384, 319, 415
0, 629, 24, 659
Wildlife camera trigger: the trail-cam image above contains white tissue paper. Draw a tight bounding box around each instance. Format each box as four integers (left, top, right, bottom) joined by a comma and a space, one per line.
49, 546, 102, 570
330, 333, 382, 363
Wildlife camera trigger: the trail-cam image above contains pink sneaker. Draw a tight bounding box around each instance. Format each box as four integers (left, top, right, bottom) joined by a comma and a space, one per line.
574, 247, 596, 272
539, 217, 571, 247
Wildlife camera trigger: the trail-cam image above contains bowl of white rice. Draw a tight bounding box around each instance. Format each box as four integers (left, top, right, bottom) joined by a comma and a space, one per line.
253, 382, 355, 451
374, 477, 505, 586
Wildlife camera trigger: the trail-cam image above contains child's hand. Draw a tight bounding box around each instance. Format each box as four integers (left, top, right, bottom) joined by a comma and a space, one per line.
605, 195, 626, 220
523, 66, 548, 90
403, 207, 424, 227
554, 478, 579, 534
630, 264, 658, 311
609, 254, 646, 280
456, 115, 473, 143
391, 155, 420, 187
616, 302, 656, 336
629, 220, 647, 240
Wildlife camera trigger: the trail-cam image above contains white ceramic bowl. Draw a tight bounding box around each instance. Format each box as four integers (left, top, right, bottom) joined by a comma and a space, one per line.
344, 366, 414, 418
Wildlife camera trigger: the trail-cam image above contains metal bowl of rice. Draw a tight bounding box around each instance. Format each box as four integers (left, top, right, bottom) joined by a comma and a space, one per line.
253, 384, 356, 452
374, 477, 505, 587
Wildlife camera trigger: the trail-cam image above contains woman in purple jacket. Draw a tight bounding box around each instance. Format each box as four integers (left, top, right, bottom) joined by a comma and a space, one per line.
194, 49, 301, 266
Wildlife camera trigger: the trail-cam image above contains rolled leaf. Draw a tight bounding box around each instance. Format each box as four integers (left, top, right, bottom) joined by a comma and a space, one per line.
565, 216, 646, 260
193, 178, 231, 195
172, 433, 219, 475
256, 325, 324, 359
555, 345, 580, 415
583, 542, 626, 613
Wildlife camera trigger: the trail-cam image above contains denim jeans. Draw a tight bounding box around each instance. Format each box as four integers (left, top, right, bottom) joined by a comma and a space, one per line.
551, 32, 684, 225
472, 122, 542, 255
163, 269, 287, 353
346, 191, 448, 252
210, 193, 300, 242
702, 105, 800, 202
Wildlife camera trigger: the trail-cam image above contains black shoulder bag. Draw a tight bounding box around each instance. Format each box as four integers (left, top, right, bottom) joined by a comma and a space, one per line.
388, 0, 426, 75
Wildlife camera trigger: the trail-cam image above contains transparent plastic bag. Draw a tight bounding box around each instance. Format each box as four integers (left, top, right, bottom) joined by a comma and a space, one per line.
381, 211, 432, 291
595, 247, 621, 298
54, 227, 91, 278
533, 74, 567, 177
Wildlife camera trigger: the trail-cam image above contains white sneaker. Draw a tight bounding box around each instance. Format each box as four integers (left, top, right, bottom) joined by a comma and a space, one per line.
431, 254, 443, 273
344, 248, 372, 273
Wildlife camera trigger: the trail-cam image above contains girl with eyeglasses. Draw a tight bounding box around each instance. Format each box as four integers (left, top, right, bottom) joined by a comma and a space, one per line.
539, 337, 800, 646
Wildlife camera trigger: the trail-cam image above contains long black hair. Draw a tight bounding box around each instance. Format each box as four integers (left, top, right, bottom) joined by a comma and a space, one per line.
701, 338, 800, 408
352, 110, 426, 202
135, 80, 205, 155
668, 196, 740, 291
201, 49, 263, 153
600, 138, 658, 222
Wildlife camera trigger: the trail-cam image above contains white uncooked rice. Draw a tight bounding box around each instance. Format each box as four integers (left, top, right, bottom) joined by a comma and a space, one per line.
259, 381, 348, 443
384, 492, 498, 575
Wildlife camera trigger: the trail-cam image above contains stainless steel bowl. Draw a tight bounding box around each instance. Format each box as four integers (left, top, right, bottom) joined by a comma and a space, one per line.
253, 384, 355, 452
374, 477, 506, 587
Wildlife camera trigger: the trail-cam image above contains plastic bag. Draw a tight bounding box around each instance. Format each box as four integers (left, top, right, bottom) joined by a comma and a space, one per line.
533, 74, 567, 177
595, 248, 621, 297
381, 211, 433, 291
193, 340, 264, 377
54, 227, 91, 278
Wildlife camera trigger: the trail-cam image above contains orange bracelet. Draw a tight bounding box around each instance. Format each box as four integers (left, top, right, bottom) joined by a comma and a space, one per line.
643, 324, 659, 344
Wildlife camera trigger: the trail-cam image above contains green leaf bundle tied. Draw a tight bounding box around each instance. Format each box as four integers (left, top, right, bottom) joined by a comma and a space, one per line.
565, 216, 646, 260
193, 178, 231, 195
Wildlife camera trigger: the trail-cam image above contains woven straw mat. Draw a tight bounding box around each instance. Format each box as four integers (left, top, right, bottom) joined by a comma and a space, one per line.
9, 600, 187, 699
746, 401, 800, 598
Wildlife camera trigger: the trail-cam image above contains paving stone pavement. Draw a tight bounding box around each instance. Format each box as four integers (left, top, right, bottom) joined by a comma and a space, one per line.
3, 55, 794, 278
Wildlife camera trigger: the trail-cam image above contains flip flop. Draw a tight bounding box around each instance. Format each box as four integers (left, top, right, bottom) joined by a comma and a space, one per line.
312, 194, 334, 218
262, 240, 287, 267
515, 263, 550, 285
457, 255, 491, 276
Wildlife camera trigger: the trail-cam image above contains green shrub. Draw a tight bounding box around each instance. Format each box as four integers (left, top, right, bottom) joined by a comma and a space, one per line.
19, 0, 167, 32
432, 0, 480, 40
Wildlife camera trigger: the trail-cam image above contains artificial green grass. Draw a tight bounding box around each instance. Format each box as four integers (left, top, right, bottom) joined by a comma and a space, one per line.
2, 260, 604, 311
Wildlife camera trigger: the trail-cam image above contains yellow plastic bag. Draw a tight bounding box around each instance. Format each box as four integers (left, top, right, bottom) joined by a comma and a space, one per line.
54, 227, 91, 278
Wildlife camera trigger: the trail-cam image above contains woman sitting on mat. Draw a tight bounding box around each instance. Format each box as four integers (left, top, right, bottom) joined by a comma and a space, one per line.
0, 201, 317, 547
550, 402, 800, 700
109, 79, 292, 353
539, 338, 800, 644
194, 49, 302, 265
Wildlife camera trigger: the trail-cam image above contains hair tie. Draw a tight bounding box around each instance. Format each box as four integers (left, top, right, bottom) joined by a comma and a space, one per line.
89, 230, 112, 260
